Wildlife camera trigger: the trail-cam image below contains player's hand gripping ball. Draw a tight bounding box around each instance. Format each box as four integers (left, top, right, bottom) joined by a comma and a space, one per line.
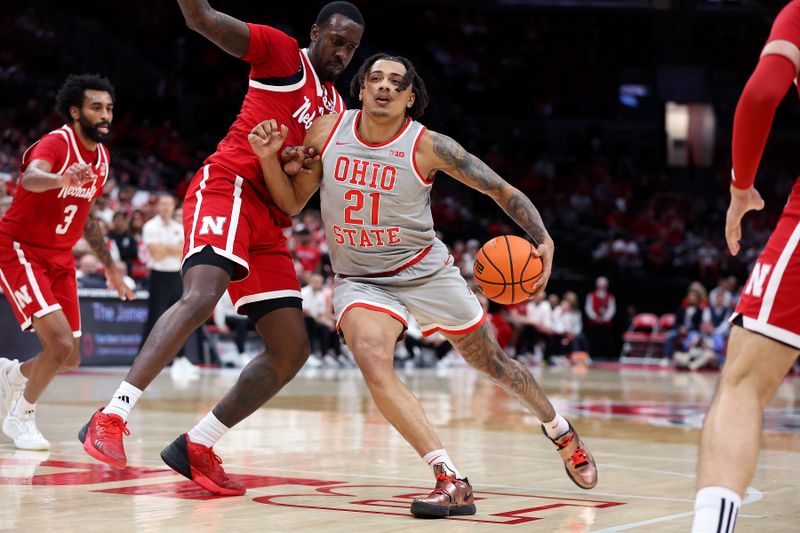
473, 235, 543, 304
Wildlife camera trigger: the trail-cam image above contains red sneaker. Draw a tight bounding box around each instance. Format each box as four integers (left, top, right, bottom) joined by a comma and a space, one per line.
160, 434, 245, 496
78, 409, 130, 470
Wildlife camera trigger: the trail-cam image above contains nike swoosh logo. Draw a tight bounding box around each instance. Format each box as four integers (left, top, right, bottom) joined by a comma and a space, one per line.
335, 141, 350, 146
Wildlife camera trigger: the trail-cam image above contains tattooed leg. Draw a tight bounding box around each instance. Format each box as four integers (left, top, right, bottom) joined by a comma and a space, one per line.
444, 323, 556, 422
212, 307, 309, 427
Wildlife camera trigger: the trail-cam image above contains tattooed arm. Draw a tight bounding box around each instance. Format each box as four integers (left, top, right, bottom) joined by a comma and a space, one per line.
83, 210, 135, 301
177, 0, 250, 58
417, 130, 554, 291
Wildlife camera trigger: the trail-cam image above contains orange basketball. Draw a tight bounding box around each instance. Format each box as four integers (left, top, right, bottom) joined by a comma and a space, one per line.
473, 235, 543, 305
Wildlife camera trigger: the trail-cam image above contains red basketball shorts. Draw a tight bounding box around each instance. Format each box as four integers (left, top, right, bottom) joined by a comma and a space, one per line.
0, 234, 81, 336
182, 164, 301, 313
734, 180, 800, 348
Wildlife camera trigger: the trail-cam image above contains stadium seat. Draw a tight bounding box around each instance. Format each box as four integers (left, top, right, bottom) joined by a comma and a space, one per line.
620, 313, 660, 365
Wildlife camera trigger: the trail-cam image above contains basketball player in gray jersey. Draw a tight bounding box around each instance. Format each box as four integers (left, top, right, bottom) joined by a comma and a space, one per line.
249, 53, 597, 518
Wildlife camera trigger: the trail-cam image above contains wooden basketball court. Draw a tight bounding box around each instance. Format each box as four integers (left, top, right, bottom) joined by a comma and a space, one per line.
1, 365, 798, 531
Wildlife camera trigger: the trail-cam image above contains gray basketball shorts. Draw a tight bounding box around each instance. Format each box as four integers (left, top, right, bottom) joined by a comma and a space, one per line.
333, 259, 486, 337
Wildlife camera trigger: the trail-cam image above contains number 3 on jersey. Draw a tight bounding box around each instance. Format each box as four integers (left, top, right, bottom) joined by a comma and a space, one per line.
56, 205, 78, 235
344, 190, 381, 225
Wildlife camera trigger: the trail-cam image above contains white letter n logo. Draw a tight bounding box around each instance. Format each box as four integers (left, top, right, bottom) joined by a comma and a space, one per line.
14, 285, 33, 307
199, 216, 227, 236
744, 263, 772, 298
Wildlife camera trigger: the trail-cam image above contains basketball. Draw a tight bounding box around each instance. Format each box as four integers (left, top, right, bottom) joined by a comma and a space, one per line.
473, 235, 543, 305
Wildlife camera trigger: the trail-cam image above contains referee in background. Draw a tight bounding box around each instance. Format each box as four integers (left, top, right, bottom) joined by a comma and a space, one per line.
141, 193, 198, 377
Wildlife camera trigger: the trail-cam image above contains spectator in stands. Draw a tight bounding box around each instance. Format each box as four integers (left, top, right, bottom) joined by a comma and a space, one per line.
107, 211, 138, 275
141, 193, 196, 377
301, 273, 339, 365
703, 290, 732, 340
584, 276, 616, 359
665, 288, 704, 359
509, 291, 554, 364
115, 261, 137, 292
294, 225, 322, 275
76, 255, 107, 289
213, 291, 254, 368
552, 291, 591, 364
708, 276, 733, 309
93, 195, 114, 225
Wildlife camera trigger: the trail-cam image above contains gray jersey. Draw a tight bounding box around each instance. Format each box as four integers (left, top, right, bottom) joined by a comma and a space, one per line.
320, 110, 437, 277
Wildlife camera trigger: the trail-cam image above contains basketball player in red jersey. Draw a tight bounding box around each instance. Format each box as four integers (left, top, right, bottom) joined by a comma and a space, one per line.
692, 3, 800, 531
0, 74, 133, 451
79, 1, 364, 496
251, 54, 597, 517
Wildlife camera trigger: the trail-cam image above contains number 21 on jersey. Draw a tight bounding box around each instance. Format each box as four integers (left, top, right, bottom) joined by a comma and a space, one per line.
344, 190, 381, 225
56, 205, 78, 235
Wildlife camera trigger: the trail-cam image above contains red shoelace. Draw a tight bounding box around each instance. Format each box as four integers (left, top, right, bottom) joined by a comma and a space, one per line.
97, 415, 130, 439
571, 447, 589, 467
197, 446, 223, 470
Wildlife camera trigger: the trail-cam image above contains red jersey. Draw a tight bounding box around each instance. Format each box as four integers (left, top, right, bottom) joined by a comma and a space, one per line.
204, 24, 346, 226
0, 124, 109, 250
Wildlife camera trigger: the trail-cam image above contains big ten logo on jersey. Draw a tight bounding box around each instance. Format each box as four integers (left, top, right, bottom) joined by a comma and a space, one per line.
744, 262, 772, 298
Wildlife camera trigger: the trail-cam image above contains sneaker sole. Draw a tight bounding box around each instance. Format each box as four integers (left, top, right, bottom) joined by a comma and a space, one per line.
14, 439, 50, 451
160, 441, 245, 497
78, 419, 126, 470
410, 501, 476, 518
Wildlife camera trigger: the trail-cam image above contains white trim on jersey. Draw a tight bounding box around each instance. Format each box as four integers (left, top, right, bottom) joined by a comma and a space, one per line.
14, 242, 49, 310
302, 48, 323, 98
73, 330, 82, 338
33, 304, 62, 318
233, 290, 303, 313
248, 50, 308, 93
0, 266, 22, 314
63, 125, 86, 165
188, 165, 211, 251
42, 129, 73, 175
735, 313, 800, 349
100, 145, 110, 187
225, 176, 244, 255
758, 220, 800, 322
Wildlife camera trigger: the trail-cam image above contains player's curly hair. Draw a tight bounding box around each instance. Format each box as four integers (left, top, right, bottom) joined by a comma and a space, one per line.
350, 53, 429, 120
316, 1, 364, 29
55, 73, 115, 123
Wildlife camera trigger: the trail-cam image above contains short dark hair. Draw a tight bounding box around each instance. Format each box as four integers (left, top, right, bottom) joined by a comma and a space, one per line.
55, 73, 115, 123
316, 1, 364, 29
350, 53, 429, 120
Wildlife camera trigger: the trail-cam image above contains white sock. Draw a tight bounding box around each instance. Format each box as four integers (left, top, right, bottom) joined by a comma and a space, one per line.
691, 486, 741, 533
187, 411, 229, 448
542, 413, 570, 439
12, 396, 36, 417
8, 361, 26, 386
422, 448, 462, 479
104, 381, 143, 422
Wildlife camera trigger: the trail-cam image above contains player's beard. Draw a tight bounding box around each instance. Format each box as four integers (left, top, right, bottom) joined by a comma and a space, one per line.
78, 113, 111, 143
